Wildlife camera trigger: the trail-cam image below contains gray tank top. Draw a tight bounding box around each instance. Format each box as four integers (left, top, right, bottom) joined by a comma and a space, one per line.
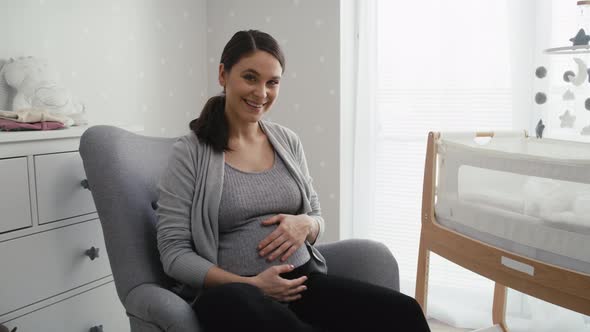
218, 151, 310, 276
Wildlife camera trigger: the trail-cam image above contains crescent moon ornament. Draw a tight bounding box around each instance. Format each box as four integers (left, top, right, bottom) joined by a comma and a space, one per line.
572, 58, 588, 86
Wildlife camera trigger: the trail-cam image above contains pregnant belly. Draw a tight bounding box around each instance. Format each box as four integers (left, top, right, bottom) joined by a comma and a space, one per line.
218, 218, 310, 276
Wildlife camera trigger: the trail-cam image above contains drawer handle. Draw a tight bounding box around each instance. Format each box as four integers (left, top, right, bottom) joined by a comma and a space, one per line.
89, 325, 103, 332
81, 179, 90, 190
0, 325, 17, 332
85, 247, 100, 260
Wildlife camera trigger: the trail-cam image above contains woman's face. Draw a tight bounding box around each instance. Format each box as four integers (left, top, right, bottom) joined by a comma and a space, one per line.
219, 50, 282, 124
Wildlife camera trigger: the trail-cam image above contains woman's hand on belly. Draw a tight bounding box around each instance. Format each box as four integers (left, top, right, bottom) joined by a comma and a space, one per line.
258, 214, 312, 262
250, 264, 308, 302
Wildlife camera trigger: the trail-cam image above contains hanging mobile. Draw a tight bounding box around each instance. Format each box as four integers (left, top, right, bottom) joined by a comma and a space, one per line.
545, 2, 590, 55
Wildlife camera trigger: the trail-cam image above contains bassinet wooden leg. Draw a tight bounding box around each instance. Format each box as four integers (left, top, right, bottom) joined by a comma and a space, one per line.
416, 132, 437, 315
492, 282, 509, 332
415, 236, 430, 313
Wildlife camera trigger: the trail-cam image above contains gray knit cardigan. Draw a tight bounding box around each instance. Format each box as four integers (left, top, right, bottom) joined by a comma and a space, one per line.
156, 120, 325, 294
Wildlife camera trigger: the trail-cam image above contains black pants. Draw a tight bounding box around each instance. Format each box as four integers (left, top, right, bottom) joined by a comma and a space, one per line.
193, 264, 430, 332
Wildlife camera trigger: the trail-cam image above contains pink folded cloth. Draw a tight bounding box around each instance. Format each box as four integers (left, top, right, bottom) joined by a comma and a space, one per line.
0, 118, 65, 131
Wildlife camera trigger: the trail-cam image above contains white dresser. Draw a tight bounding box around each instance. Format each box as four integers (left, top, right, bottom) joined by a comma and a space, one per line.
0, 127, 130, 332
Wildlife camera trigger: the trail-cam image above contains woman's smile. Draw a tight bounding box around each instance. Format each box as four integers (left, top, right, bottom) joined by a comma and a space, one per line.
243, 98, 266, 112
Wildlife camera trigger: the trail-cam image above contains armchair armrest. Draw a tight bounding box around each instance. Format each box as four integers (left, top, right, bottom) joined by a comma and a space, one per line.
125, 283, 202, 332
316, 239, 400, 291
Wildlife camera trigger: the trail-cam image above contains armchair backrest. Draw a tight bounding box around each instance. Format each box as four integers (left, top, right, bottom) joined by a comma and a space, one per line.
80, 125, 177, 303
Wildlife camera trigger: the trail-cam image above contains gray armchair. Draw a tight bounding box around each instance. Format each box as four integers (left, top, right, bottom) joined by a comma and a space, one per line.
79, 125, 400, 332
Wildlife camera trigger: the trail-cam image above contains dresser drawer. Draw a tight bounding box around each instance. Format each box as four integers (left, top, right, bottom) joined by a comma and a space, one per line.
35, 151, 95, 224
0, 219, 111, 315
0, 157, 32, 233
2, 281, 129, 332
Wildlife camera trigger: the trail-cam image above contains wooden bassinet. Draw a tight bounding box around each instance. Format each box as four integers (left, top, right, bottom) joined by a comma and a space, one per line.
415, 131, 590, 332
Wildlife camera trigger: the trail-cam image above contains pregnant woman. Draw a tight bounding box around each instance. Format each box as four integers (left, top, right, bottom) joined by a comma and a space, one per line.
156, 29, 430, 332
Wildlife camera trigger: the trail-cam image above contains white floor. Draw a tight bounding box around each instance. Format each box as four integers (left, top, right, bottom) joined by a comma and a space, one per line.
428, 319, 471, 332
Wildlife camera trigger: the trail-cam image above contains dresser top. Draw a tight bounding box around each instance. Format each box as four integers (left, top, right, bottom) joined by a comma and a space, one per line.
0, 125, 144, 144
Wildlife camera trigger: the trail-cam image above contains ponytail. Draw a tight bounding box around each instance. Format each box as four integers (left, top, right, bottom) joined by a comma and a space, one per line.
190, 95, 230, 152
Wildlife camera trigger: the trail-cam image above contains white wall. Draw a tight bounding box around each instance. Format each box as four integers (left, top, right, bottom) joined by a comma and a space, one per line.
0, 0, 208, 137
0, 0, 341, 243
207, 0, 341, 243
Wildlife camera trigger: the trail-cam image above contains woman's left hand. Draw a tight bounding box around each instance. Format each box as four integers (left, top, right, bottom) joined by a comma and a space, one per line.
258, 214, 313, 262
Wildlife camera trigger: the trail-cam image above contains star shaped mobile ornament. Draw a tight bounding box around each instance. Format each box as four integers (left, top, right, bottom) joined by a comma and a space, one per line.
570, 28, 590, 46
563, 89, 575, 101
559, 110, 576, 128
535, 119, 545, 138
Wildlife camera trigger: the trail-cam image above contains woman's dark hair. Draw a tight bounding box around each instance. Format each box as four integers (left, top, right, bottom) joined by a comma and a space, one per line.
189, 30, 286, 152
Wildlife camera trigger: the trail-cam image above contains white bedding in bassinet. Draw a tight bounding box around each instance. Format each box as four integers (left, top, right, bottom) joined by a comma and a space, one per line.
434, 132, 590, 274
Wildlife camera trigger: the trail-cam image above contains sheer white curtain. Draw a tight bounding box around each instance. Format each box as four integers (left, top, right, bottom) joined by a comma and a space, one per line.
344, 0, 590, 330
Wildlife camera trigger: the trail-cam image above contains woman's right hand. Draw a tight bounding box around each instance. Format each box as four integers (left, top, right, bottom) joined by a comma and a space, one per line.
249, 264, 308, 302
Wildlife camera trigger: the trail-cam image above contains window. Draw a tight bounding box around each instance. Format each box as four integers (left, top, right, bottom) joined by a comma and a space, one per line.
346, 0, 590, 329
